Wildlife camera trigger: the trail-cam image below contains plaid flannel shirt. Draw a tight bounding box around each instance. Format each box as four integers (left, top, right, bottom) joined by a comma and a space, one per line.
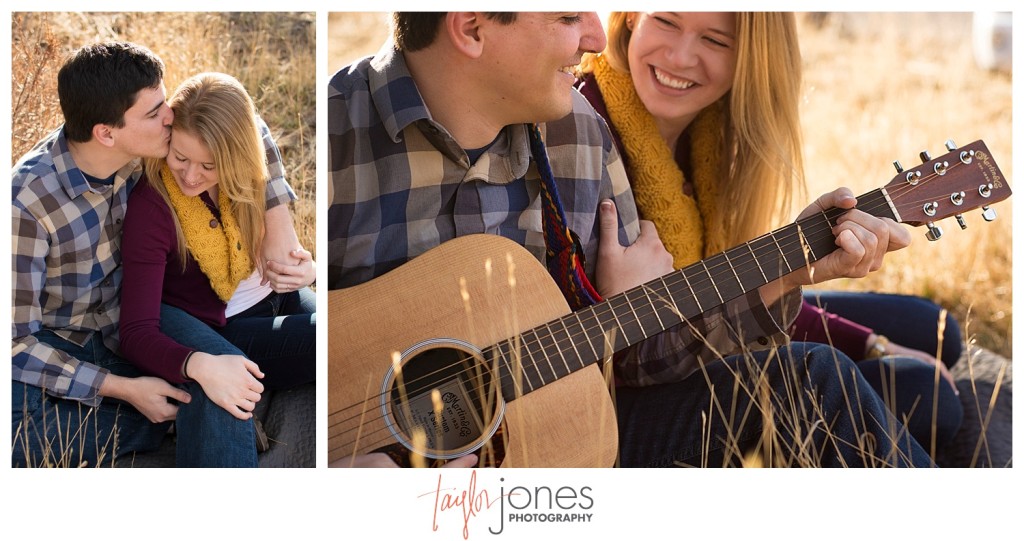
327, 45, 798, 386
11, 120, 295, 406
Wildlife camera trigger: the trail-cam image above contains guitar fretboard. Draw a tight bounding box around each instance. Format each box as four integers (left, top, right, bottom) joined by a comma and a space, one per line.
485, 189, 895, 399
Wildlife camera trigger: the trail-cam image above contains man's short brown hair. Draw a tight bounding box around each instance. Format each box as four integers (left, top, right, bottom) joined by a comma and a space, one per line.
392, 12, 517, 52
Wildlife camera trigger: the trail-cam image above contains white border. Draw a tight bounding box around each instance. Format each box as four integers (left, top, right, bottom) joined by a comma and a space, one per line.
3, 3, 1021, 540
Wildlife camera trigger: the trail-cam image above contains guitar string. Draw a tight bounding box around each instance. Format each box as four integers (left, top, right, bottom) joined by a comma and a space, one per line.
325, 165, 974, 456
324, 210, 856, 458
325, 164, 982, 456
324, 172, 955, 425
327, 158, 988, 455
329, 201, 966, 456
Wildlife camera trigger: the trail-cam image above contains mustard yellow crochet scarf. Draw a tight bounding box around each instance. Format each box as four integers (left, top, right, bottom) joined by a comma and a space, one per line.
160, 164, 252, 302
591, 54, 726, 269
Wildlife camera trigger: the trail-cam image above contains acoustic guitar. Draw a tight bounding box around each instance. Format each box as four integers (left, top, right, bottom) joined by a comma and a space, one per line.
328, 140, 1009, 467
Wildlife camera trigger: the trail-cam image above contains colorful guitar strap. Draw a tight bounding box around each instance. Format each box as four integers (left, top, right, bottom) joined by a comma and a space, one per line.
527, 123, 604, 311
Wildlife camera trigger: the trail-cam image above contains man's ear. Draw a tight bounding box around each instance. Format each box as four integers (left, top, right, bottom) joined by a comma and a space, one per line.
445, 12, 485, 59
91, 124, 117, 148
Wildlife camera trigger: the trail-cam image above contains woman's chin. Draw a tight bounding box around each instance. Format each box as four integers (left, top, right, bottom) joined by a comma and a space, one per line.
178, 184, 206, 197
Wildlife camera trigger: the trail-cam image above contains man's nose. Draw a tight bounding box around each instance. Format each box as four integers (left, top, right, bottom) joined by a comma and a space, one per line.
579, 12, 607, 54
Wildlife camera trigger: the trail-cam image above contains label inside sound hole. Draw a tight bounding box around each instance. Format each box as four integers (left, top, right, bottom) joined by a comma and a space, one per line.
393, 377, 485, 453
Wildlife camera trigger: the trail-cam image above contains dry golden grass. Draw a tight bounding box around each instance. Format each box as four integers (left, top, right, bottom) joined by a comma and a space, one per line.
797, 13, 1012, 358
328, 12, 390, 72
11, 12, 316, 259
326, 12, 1012, 359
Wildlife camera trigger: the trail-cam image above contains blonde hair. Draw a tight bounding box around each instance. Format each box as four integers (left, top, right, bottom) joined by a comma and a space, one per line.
581, 12, 807, 247
145, 72, 269, 272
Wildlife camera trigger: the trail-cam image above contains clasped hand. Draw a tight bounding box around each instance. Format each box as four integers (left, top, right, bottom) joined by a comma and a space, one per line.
188, 352, 265, 420
262, 247, 316, 293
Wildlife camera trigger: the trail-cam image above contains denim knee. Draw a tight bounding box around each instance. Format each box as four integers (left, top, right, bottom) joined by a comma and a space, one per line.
174, 381, 257, 467
858, 357, 963, 448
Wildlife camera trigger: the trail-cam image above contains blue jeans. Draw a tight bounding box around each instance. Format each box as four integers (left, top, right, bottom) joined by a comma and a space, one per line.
616, 342, 934, 467
11, 331, 169, 467
218, 287, 316, 390
159, 305, 257, 467
803, 291, 964, 448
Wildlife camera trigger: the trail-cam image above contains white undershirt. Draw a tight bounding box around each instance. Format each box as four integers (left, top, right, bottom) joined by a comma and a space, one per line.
225, 269, 274, 317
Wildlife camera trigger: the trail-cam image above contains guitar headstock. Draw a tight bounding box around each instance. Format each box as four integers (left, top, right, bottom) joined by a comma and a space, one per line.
883, 140, 1010, 240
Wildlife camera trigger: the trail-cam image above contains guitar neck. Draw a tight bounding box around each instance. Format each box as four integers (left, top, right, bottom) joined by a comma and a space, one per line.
488, 188, 896, 399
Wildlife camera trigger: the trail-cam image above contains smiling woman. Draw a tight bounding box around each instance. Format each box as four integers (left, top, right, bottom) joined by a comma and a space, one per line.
167, 130, 219, 195
624, 12, 738, 149
575, 11, 966, 454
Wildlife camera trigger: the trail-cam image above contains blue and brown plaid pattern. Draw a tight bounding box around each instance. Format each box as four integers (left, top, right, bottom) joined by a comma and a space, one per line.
12, 120, 295, 405
327, 45, 798, 386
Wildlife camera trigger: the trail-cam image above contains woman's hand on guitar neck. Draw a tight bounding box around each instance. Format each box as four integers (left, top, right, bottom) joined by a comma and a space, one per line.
762, 188, 912, 305
330, 453, 479, 468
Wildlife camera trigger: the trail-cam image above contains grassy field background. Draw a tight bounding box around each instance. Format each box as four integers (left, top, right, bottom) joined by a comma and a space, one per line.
11, 12, 316, 260
328, 12, 1013, 359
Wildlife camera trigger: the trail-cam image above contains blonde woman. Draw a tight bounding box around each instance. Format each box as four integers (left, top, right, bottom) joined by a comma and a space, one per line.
119, 72, 315, 466
577, 12, 962, 448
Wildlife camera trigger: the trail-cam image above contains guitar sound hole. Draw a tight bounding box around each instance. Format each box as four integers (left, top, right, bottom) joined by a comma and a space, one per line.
383, 342, 504, 461
370, 420, 507, 468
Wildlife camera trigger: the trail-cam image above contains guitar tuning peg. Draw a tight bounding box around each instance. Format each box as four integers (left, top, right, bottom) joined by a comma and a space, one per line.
925, 222, 943, 241
982, 206, 997, 222
920, 150, 932, 163
893, 160, 904, 173
945, 139, 958, 151
955, 214, 968, 230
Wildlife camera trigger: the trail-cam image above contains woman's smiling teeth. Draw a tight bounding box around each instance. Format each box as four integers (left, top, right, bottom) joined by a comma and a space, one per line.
654, 67, 696, 90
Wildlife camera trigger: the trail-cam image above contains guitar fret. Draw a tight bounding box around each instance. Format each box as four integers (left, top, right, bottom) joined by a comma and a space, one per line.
819, 208, 846, 260
622, 290, 650, 340
587, 310, 611, 360
606, 300, 633, 347
793, 222, 812, 265
641, 284, 665, 331
781, 224, 813, 272
528, 329, 557, 388
746, 242, 769, 283
492, 341, 524, 399
574, 310, 602, 362
700, 260, 724, 303
654, 276, 686, 327
658, 274, 692, 322
526, 330, 549, 388
680, 270, 703, 313
723, 251, 743, 290
703, 253, 744, 302
768, 230, 793, 274
541, 321, 570, 377
518, 336, 540, 393
557, 317, 583, 373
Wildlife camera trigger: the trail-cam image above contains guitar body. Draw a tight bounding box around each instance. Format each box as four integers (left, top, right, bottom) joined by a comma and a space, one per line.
328, 234, 618, 467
